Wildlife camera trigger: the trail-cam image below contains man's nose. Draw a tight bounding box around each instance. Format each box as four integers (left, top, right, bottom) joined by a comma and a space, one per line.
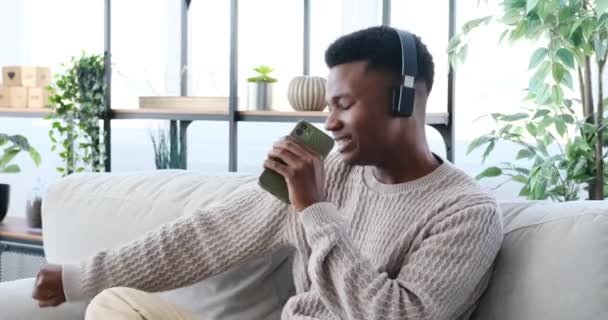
324, 113, 341, 132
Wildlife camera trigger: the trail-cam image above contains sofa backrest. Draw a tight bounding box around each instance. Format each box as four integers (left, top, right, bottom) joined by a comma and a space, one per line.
42, 171, 608, 320
473, 201, 608, 320
42, 170, 293, 320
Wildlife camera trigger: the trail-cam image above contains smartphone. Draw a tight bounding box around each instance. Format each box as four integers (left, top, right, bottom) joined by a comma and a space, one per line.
259, 120, 335, 204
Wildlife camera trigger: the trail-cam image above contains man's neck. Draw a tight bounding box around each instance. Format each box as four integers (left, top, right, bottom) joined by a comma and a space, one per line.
372, 150, 442, 185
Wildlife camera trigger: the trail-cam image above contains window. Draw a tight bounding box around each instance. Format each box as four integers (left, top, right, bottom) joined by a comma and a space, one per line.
391, 0, 449, 114
111, 0, 181, 108
238, 0, 303, 111
189, 1, 230, 97
310, 0, 382, 77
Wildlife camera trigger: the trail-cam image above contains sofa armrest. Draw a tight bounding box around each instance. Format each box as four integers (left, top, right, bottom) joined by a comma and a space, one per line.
0, 278, 87, 320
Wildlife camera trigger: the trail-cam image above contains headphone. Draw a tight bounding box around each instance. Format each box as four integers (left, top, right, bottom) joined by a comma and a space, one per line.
392, 29, 419, 117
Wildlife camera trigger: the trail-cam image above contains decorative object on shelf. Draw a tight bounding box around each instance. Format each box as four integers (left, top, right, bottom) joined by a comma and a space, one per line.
449, 0, 608, 201
149, 126, 187, 169
25, 178, 45, 229
139, 96, 228, 112
0, 66, 51, 108
0, 133, 41, 222
287, 76, 327, 112
47, 52, 106, 176
247, 65, 277, 111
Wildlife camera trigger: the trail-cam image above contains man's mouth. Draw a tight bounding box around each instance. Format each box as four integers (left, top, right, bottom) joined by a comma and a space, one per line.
335, 137, 352, 152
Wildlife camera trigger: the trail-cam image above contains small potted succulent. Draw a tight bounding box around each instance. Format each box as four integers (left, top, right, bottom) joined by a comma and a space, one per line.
247, 65, 277, 111
0, 134, 41, 222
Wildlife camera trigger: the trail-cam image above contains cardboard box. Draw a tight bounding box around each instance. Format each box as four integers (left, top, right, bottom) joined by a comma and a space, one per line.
2, 66, 52, 87
0, 86, 28, 108
2, 66, 38, 87
27, 87, 50, 108
36, 67, 52, 88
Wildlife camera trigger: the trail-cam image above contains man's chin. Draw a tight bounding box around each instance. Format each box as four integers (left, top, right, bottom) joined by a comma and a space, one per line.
337, 151, 360, 166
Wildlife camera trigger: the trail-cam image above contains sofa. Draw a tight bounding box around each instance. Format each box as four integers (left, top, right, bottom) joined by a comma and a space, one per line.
0, 170, 606, 320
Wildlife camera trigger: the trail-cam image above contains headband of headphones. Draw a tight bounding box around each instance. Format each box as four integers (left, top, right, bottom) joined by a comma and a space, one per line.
392, 29, 418, 117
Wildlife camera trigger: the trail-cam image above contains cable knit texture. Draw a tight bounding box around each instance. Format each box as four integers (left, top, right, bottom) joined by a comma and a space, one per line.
63, 153, 504, 320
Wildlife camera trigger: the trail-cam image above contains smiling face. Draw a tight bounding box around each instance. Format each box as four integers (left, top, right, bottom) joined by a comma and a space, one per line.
325, 60, 406, 166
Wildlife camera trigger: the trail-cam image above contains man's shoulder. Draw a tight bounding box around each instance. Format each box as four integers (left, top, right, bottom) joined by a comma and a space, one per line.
437, 163, 498, 209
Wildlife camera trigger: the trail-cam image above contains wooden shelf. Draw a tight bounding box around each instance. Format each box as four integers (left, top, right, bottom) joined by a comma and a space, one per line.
237, 110, 329, 122
0, 107, 52, 118
0, 217, 43, 243
237, 110, 449, 125
0, 107, 449, 126
112, 108, 229, 121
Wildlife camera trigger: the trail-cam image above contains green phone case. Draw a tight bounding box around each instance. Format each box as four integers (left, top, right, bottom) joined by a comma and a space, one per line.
259, 120, 335, 204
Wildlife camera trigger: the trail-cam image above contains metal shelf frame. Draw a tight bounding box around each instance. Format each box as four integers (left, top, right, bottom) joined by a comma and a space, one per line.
0, 0, 455, 171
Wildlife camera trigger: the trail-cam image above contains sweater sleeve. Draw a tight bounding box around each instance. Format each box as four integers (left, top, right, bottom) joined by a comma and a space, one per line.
62, 182, 292, 301
298, 201, 503, 320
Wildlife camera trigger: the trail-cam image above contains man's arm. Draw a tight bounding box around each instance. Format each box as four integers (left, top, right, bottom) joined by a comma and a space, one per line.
34, 182, 292, 304
299, 201, 503, 320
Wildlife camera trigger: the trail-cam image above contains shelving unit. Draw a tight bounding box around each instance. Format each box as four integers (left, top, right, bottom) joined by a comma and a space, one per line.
0, 0, 456, 172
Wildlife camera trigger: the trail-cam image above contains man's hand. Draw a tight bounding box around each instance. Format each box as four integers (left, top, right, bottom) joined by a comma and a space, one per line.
264, 136, 326, 212
32, 264, 66, 307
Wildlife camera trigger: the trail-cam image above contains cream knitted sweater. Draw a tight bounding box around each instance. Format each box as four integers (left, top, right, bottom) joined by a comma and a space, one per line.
63, 153, 503, 319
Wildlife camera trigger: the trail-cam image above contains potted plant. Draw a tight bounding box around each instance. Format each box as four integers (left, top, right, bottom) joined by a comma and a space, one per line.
247, 65, 277, 111
449, 0, 608, 201
0, 134, 41, 222
149, 127, 186, 169
47, 52, 107, 176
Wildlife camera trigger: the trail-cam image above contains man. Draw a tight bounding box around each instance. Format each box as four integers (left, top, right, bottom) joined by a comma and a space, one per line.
33, 26, 503, 319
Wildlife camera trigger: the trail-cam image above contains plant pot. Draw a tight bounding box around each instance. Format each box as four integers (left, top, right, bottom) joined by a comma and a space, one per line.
0, 184, 9, 223
26, 195, 42, 229
287, 76, 327, 112
247, 82, 273, 111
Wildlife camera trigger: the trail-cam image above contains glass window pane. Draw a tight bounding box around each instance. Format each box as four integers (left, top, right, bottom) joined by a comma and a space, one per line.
0, 0, 103, 217
189, 1, 230, 97
111, 120, 159, 171
111, 0, 181, 108
310, 0, 382, 77
187, 121, 229, 172
391, 0, 449, 113
0, 0, 103, 69
238, 0, 302, 111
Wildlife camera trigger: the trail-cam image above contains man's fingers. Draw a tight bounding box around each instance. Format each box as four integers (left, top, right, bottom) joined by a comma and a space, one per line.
37, 296, 64, 308
268, 148, 299, 167
264, 158, 290, 178
32, 289, 53, 301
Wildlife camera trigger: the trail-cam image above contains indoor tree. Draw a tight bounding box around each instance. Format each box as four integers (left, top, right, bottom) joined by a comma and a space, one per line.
449, 0, 608, 201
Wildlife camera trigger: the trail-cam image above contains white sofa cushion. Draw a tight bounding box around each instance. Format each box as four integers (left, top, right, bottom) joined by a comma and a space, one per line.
473, 201, 608, 320
41, 170, 294, 320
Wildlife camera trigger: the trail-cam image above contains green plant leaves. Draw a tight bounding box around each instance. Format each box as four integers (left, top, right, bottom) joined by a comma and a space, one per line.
48, 52, 106, 176
529, 48, 549, 69
516, 148, 536, 159
556, 48, 575, 69
0, 148, 19, 167
1, 164, 20, 173
450, 0, 608, 201
527, 0, 540, 14
476, 166, 502, 179
0, 134, 41, 172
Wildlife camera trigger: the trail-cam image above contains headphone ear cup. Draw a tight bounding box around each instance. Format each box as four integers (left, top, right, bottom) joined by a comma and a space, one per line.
391, 88, 400, 114
400, 87, 415, 117
392, 86, 415, 117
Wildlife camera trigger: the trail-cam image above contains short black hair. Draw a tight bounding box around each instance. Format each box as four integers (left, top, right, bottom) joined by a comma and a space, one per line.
325, 26, 435, 93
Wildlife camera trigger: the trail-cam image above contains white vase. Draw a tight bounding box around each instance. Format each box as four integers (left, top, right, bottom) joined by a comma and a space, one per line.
287, 76, 327, 111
